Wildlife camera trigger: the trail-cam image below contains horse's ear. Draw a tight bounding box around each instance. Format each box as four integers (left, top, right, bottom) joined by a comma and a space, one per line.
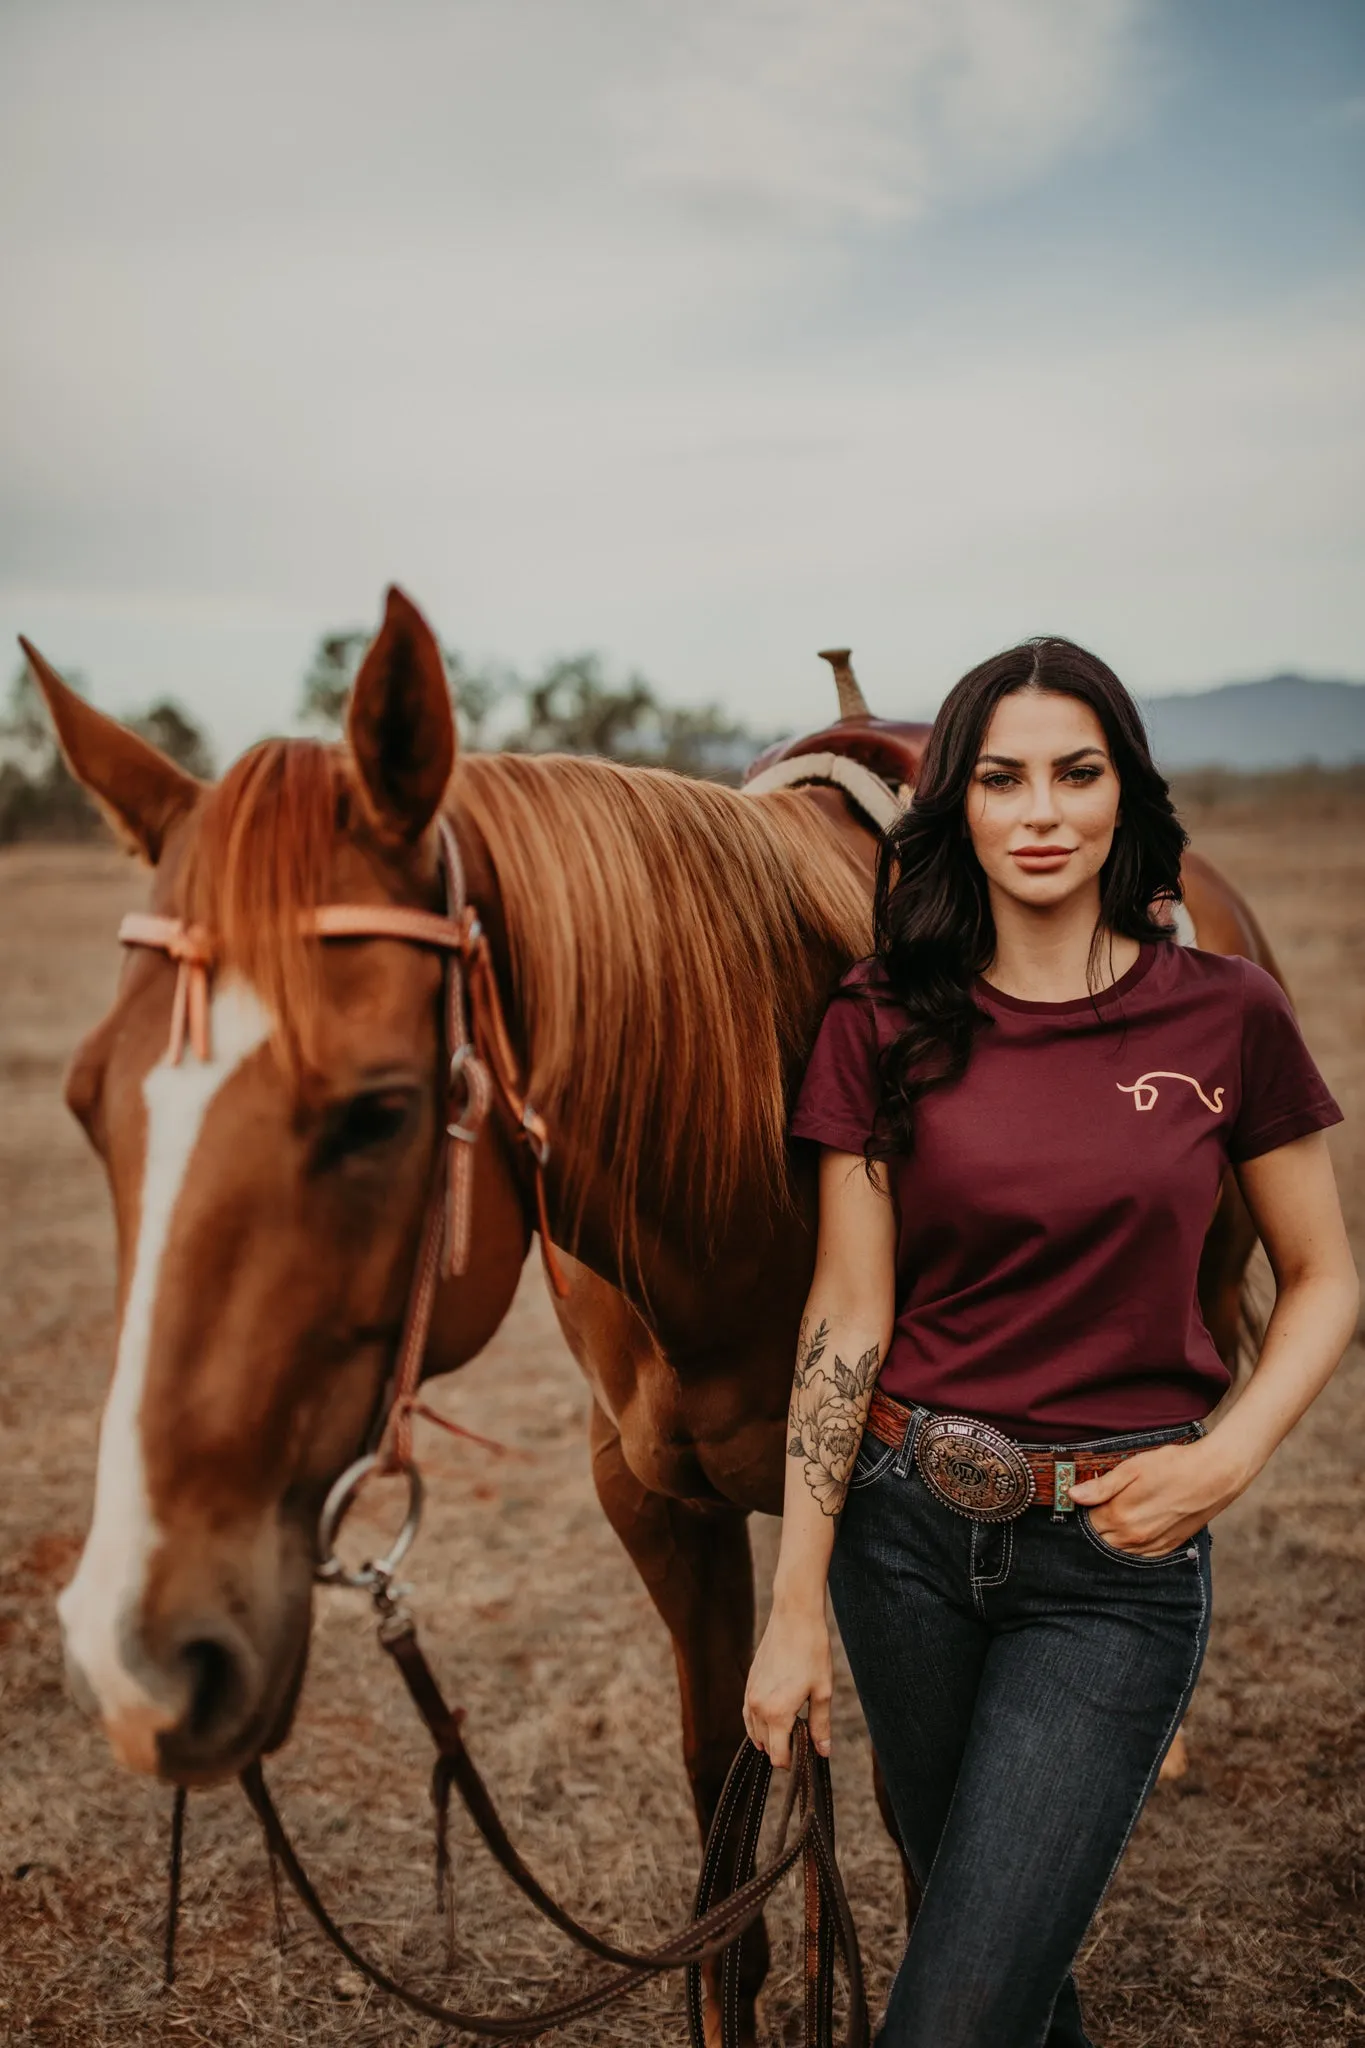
347, 587, 455, 845
19, 637, 202, 864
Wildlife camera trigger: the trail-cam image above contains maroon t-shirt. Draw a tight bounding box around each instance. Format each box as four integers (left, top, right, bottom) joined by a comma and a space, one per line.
789, 941, 1342, 1441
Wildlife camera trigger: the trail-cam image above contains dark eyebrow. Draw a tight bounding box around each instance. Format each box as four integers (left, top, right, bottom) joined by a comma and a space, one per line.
976, 747, 1107, 769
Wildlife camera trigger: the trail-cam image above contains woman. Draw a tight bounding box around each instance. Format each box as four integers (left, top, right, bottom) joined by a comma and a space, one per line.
743, 638, 1357, 2047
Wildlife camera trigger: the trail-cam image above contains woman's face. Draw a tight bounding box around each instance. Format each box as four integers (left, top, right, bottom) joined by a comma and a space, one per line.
965, 688, 1122, 912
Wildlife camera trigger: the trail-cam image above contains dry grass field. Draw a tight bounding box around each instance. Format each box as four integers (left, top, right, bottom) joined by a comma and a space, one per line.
1, 772, 1362, 2046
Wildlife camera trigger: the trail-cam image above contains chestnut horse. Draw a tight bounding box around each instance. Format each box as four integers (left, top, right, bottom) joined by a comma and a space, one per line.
28, 591, 1276, 2044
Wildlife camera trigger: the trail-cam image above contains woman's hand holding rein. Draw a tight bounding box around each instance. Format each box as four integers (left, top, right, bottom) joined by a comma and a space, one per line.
743, 1590, 835, 1772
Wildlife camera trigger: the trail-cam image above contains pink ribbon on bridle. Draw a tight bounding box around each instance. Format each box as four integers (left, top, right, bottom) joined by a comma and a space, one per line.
118, 915, 217, 1065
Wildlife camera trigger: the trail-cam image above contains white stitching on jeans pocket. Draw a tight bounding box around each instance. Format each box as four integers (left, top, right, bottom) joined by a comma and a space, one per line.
847, 1439, 898, 1491
1078, 1509, 1201, 1568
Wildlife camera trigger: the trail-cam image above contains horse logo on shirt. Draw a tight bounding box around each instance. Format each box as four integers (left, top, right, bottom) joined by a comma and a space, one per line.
1118, 1071, 1224, 1114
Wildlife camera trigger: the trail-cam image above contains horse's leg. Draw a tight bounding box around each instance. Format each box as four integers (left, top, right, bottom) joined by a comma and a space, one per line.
589, 1400, 768, 2048
1199, 1171, 1261, 1381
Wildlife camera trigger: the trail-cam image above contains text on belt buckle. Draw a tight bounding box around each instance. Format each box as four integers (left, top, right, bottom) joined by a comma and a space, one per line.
914, 1415, 1036, 1523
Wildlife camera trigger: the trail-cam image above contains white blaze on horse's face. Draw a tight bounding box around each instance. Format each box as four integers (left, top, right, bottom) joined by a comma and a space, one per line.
56, 979, 271, 1774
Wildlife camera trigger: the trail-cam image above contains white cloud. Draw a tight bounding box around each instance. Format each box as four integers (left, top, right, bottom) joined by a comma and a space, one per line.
0, 0, 1153, 613
613, 0, 1148, 226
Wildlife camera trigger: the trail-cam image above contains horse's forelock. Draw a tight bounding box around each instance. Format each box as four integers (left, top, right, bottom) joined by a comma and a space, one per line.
177, 739, 346, 1071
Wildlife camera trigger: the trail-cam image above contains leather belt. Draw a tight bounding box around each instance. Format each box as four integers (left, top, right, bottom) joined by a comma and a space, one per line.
863, 1388, 1135, 1522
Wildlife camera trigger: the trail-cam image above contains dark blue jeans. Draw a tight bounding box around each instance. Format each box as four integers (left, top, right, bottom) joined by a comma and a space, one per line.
829, 1411, 1212, 2048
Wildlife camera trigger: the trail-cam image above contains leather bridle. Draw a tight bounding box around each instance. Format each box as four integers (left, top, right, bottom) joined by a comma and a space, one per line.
119, 815, 568, 1502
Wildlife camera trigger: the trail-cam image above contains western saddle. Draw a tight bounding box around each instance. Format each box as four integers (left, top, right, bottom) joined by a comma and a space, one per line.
741, 649, 929, 834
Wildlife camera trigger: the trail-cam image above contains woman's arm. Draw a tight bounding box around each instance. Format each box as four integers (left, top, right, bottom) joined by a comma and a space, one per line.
1071, 1129, 1359, 1553
743, 1147, 897, 1768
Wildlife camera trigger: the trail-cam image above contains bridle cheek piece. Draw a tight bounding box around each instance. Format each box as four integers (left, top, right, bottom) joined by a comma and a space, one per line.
116, 815, 568, 1573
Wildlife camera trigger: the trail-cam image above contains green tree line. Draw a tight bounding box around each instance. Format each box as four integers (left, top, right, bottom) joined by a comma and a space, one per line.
298, 629, 759, 777
1, 631, 769, 843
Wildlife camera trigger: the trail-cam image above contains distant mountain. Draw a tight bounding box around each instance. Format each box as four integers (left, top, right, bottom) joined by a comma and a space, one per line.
1139, 675, 1365, 771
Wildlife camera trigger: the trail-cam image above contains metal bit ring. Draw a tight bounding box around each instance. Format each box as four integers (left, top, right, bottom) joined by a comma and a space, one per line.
315, 1454, 424, 1589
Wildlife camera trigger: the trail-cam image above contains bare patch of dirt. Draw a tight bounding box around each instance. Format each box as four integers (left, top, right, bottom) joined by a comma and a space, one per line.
0, 792, 1361, 2046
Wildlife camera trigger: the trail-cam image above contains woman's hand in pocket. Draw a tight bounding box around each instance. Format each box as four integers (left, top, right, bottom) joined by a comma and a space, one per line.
1070, 1437, 1247, 1554
743, 1600, 834, 1769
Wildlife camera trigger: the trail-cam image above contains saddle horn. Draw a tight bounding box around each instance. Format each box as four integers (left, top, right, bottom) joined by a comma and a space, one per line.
818, 647, 870, 722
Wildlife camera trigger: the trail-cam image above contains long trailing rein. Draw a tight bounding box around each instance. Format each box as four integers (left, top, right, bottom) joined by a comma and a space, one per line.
230, 1615, 863, 2044
126, 816, 868, 2045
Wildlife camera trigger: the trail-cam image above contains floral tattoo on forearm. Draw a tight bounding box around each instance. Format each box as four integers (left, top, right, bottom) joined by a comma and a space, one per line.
787, 1316, 881, 1516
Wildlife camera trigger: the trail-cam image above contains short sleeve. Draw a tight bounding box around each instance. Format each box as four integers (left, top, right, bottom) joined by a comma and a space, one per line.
1228, 961, 1343, 1165
789, 981, 882, 1154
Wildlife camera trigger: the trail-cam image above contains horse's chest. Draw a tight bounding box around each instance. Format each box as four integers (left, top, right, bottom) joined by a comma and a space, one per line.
616, 1369, 783, 1509
551, 1265, 789, 1509
615, 1372, 709, 1495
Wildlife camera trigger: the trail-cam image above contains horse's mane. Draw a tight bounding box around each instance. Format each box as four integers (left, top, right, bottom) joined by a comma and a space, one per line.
175, 739, 872, 1273
453, 754, 872, 1266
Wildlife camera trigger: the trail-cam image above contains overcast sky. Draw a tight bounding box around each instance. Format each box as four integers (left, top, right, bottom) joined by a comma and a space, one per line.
2, 0, 1362, 762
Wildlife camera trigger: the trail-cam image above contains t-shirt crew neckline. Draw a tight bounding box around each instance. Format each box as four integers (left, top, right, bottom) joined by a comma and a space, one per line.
974, 941, 1157, 1016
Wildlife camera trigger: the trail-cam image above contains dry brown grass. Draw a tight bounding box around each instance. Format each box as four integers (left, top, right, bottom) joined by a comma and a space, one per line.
1, 776, 1362, 2045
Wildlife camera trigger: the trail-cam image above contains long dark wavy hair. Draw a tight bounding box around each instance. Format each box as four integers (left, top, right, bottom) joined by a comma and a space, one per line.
866, 636, 1188, 1158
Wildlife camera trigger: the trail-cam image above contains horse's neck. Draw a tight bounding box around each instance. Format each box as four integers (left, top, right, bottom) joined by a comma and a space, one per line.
446, 784, 864, 1344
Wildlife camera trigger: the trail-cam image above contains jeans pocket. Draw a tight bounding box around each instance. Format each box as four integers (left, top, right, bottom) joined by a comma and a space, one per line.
1078, 1509, 1203, 1569
847, 1434, 898, 1492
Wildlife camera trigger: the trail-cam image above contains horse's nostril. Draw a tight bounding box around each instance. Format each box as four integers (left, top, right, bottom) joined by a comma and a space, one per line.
180, 1634, 248, 1742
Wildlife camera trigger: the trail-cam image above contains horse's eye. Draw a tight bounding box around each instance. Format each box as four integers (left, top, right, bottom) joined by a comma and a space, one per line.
317, 1089, 416, 1169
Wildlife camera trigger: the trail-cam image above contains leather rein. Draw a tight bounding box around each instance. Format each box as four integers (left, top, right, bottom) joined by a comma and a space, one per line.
121, 815, 867, 2046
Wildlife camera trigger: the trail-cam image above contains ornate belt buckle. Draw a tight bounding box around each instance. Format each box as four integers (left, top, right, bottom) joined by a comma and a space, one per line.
914, 1415, 1036, 1523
